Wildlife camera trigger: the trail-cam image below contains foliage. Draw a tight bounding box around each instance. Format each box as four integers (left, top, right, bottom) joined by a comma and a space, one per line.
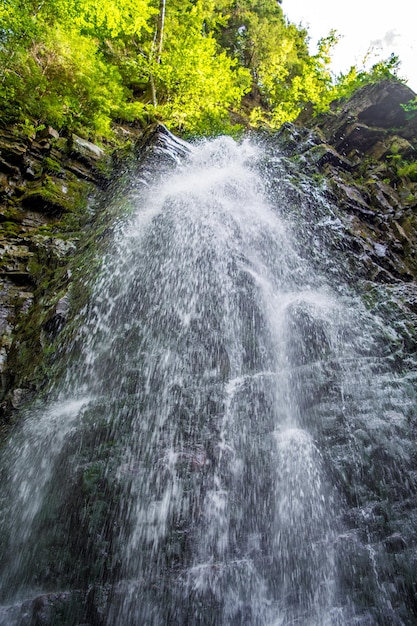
401, 95, 417, 121
151, 0, 251, 135
0, 0, 406, 139
0, 0, 155, 137
397, 161, 417, 182
249, 31, 339, 127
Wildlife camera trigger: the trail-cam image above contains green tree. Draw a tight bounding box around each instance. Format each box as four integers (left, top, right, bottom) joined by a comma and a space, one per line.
0, 0, 157, 136
211, 0, 337, 127
149, 0, 251, 134
0, 0, 406, 140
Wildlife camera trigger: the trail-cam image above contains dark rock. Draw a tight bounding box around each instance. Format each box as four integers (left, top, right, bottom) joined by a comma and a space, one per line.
0, 129, 27, 166
328, 176, 375, 218
307, 80, 416, 143
290, 79, 417, 283
69, 134, 105, 163
370, 134, 416, 160
20, 176, 89, 215
383, 533, 407, 553
65, 159, 103, 184
0, 591, 88, 626
43, 293, 71, 337
68, 135, 112, 184
135, 123, 191, 175
36, 126, 60, 141
267, 121, 322, 155
335, 122, 385, 156
305, 143, 353, 170
0, 157, 20, 177
356, 81, 415, 127
0, 123, 124, 423
367, 178, 400, 213
9, 387, 30, 410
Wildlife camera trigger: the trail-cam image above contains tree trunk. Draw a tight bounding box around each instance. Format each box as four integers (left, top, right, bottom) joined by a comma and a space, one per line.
155, 0, 166, 64
150, 0, 166, 106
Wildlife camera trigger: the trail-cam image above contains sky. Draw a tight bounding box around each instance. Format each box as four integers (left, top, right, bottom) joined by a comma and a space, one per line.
282, 0, 417, 92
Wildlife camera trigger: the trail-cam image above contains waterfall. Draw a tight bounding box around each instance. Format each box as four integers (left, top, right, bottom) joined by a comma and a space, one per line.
0, 130, 416, 625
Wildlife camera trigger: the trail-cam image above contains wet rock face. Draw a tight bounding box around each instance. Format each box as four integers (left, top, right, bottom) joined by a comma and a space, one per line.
0, 123, 178, 427
2, 83, 415, 427
0, 125, 113, 424
0, 590, 87, 626
0, 101, 417, 623
265, 80, 417, 625
285, 79, 417, 285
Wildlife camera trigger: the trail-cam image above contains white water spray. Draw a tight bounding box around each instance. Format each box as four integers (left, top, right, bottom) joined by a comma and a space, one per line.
0, 132, 401, 625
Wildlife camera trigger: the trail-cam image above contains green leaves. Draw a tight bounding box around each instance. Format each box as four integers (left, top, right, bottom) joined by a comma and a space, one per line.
150, 0, 251, 134
71, 0, 157, 40
0, 0, 405, 139
0, 0, 157, 136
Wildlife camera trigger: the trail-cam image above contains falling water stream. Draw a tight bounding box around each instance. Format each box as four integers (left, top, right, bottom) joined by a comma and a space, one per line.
0, 130, 416, 625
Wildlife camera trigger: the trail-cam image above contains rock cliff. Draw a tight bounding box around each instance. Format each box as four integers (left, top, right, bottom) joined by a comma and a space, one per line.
260, 79, 417, 624
0, 79, 417, 624
1, 79, 416, 427
280, 80, 417, 282
0, 126, 115, 427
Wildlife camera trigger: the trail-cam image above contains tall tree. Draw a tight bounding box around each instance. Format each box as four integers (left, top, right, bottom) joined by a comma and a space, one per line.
0, 0, 403, 138
150, 0, 251, 134
150, 0, 166, 106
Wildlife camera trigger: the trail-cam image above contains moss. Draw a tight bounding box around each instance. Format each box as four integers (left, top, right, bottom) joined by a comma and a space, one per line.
311, 172, 326, 186
6, 235, 93, 394
397, 160, 417, 182
399, 214, 417, 239
0, 123, 126, 438
42, 156, 63, 174
0, 221, 21, 236
0, 206, 22, 222
26, 257, 43, 278
21, 176, 91, 215
58, 213, 86, 232
2, 199, 111, 403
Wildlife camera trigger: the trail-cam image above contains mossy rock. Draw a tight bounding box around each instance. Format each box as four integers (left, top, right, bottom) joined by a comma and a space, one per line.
42, 156, 64, 175
0, 221, 21, 237
20, 176, 90, 216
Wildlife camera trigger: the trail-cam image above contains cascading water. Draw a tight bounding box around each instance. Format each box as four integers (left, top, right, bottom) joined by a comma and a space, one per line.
0, 129, 416, 625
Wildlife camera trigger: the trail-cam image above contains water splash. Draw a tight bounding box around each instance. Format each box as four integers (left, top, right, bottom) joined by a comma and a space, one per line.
0, 397, 91, 600
0, 132, 413, 624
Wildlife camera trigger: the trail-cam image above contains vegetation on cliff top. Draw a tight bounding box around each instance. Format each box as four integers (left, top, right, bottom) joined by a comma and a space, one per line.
0, 0, 406, 140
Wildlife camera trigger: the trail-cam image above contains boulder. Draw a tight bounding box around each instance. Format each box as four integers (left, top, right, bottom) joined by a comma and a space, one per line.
303, 80, 417, 154
355, 81, 415, 127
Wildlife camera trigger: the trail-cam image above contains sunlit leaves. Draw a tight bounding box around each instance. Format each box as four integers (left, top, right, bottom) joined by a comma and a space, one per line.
150, 0, 251, 134
0, 0, 156, 136
71, 0, 157, 40
155, 38, 251, 134
0, 0, 404, 139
